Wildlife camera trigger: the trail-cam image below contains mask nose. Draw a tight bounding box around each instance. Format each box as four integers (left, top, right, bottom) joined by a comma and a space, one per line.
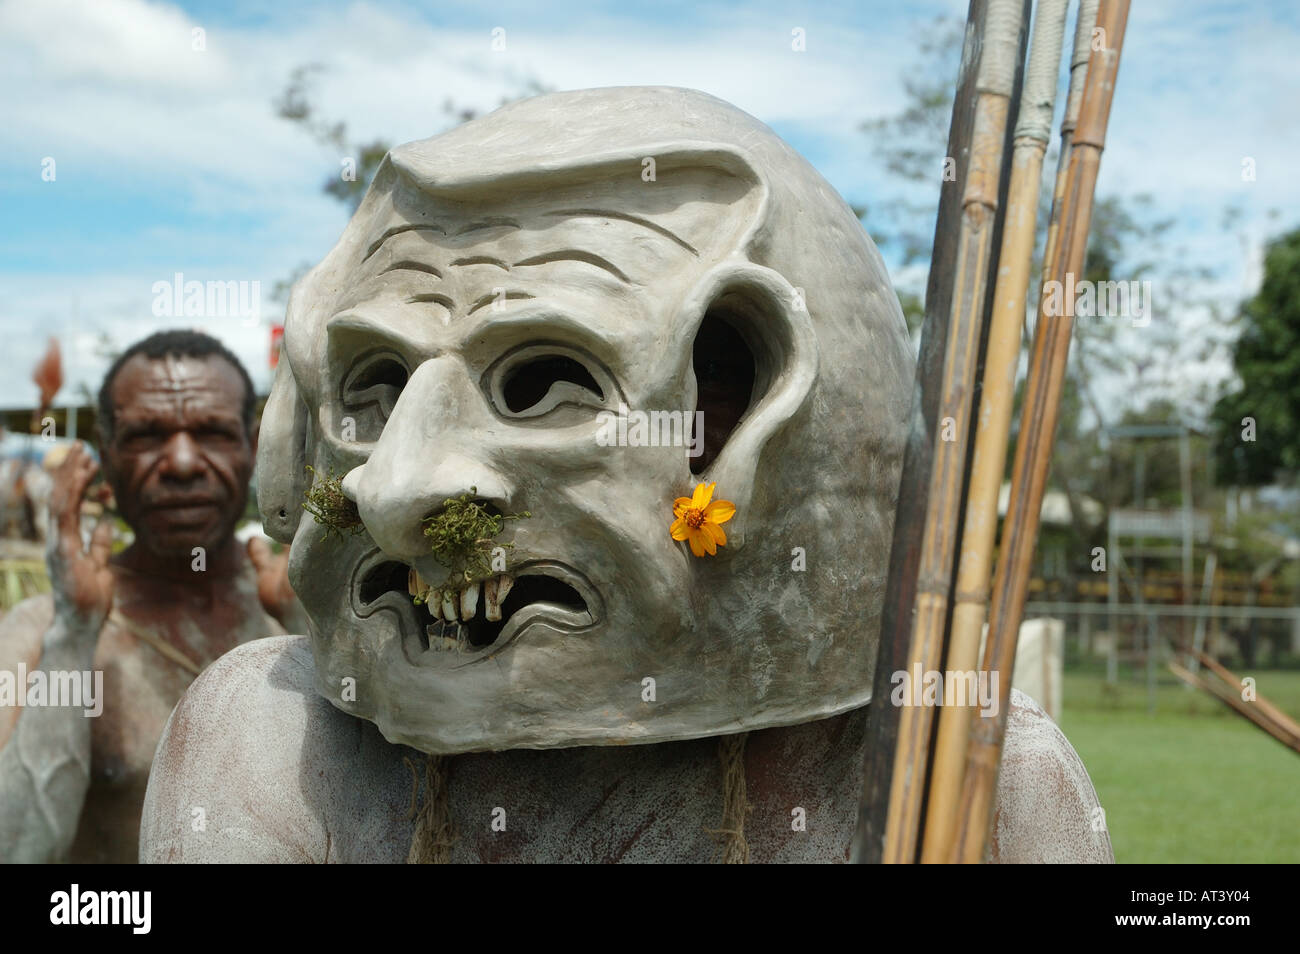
343, 355, 513, 563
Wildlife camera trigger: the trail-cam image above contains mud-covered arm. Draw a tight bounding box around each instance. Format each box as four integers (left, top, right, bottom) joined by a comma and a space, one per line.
0, 601, 102, 862
0, 443, 115, 863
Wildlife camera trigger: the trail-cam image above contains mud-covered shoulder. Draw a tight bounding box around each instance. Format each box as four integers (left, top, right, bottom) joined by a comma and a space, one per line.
140, 635, 415, 863
991, 687, 1114, 863
139, 635, 329, 862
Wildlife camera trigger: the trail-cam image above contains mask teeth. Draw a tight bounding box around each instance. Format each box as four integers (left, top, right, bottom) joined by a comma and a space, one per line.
485, 574, 513, 621
441, 590, 459, 622
484, 576, 501, 621
495, 573, 514, 605
410, 566, 437, 612
460, 581, 480, 621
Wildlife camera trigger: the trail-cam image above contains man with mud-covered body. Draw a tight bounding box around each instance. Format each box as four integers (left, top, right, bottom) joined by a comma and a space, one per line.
0, 331, 302, 863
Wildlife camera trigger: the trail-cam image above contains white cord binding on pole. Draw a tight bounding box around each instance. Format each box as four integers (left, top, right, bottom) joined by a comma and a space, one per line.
977, 0, 1026, 97
1014, 0, 1070, 144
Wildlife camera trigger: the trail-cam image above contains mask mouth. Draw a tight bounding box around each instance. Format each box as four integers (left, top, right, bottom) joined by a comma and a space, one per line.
352, 551, 598, 669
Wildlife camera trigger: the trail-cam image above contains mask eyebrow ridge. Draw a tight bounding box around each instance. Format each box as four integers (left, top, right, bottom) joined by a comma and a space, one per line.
514, 250, 632, 284
454, 218, 521, 236
468, 291, 536, 315
381, 261, 443, 278
543, 208, 698, 256
363, 224, 448, 262
450, 256, 509, 270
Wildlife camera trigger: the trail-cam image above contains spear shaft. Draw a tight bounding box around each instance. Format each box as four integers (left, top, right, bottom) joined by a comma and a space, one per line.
951, 0, 1131, 864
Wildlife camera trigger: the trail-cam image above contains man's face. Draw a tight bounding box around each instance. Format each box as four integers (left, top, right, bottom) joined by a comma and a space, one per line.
103, 354, 255, 558
289, 182, 749, 751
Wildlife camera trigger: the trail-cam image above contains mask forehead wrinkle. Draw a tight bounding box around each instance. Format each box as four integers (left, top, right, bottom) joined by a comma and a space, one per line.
308, 165, 760, 406
326, 215, 711, 400
362, 206, 695, 289
364, 163, 748, 281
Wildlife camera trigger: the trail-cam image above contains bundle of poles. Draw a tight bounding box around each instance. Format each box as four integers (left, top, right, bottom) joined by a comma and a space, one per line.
1170, 651, 1300, 757
853, 0, 1131, 863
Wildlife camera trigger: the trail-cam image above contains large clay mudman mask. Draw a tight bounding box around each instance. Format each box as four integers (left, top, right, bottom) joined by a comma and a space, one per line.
255, 86, 915, 754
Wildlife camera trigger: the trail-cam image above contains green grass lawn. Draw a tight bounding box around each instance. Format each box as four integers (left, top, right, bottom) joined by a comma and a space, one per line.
1059, 669, 1300, 863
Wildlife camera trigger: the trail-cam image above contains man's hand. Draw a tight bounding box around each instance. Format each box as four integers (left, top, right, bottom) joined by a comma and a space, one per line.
247, 537, 298, 628
47, 442, 114, 630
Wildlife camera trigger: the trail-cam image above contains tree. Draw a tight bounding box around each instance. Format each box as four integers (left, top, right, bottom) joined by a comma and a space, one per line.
274, 65, 552, 211
270, 67, 552, 311
1211, 227, 1300, 486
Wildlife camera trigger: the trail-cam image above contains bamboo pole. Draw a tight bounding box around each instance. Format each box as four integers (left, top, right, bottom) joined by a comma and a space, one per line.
1187, 551, 1217, 677
880, 0, 1028, 865
1169, 661, 1300, 755
1039, 0, 1101, 331
919, 0, 1071, 864
951, 0, 1130, 864
853, 0, 992, 864
1193, 650, 1300, 740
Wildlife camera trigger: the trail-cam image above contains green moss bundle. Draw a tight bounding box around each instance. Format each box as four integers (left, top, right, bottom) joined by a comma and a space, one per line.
301, 465, 363, 539
420, 488, 530, 597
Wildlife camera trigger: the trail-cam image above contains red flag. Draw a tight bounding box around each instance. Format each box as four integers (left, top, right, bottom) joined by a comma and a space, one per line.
32, 337, 62, 412
270, 324, 284, 369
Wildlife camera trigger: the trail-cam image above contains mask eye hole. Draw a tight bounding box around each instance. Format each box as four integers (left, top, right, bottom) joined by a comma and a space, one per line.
486, 345, 615, 420
503, 355, 604, 413
341, 353, 409, 438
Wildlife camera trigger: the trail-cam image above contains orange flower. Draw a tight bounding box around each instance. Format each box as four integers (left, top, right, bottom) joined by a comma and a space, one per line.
670, 482, 736, 557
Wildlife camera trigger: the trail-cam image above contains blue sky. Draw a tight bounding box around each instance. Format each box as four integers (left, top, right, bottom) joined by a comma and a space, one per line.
1, 0, 1296, 415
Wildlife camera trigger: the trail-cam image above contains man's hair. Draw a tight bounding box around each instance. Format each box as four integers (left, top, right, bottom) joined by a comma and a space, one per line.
97, 330, 257, 440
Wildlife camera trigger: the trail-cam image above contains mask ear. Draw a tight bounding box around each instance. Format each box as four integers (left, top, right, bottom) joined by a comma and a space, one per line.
256, 359, 309, 543
682, 261, 819, 548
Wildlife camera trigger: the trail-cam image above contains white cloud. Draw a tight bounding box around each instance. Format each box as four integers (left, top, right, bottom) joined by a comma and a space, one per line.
0, 271, 281, 410
0, 0, 231, 89
1, 0, 1296, 418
